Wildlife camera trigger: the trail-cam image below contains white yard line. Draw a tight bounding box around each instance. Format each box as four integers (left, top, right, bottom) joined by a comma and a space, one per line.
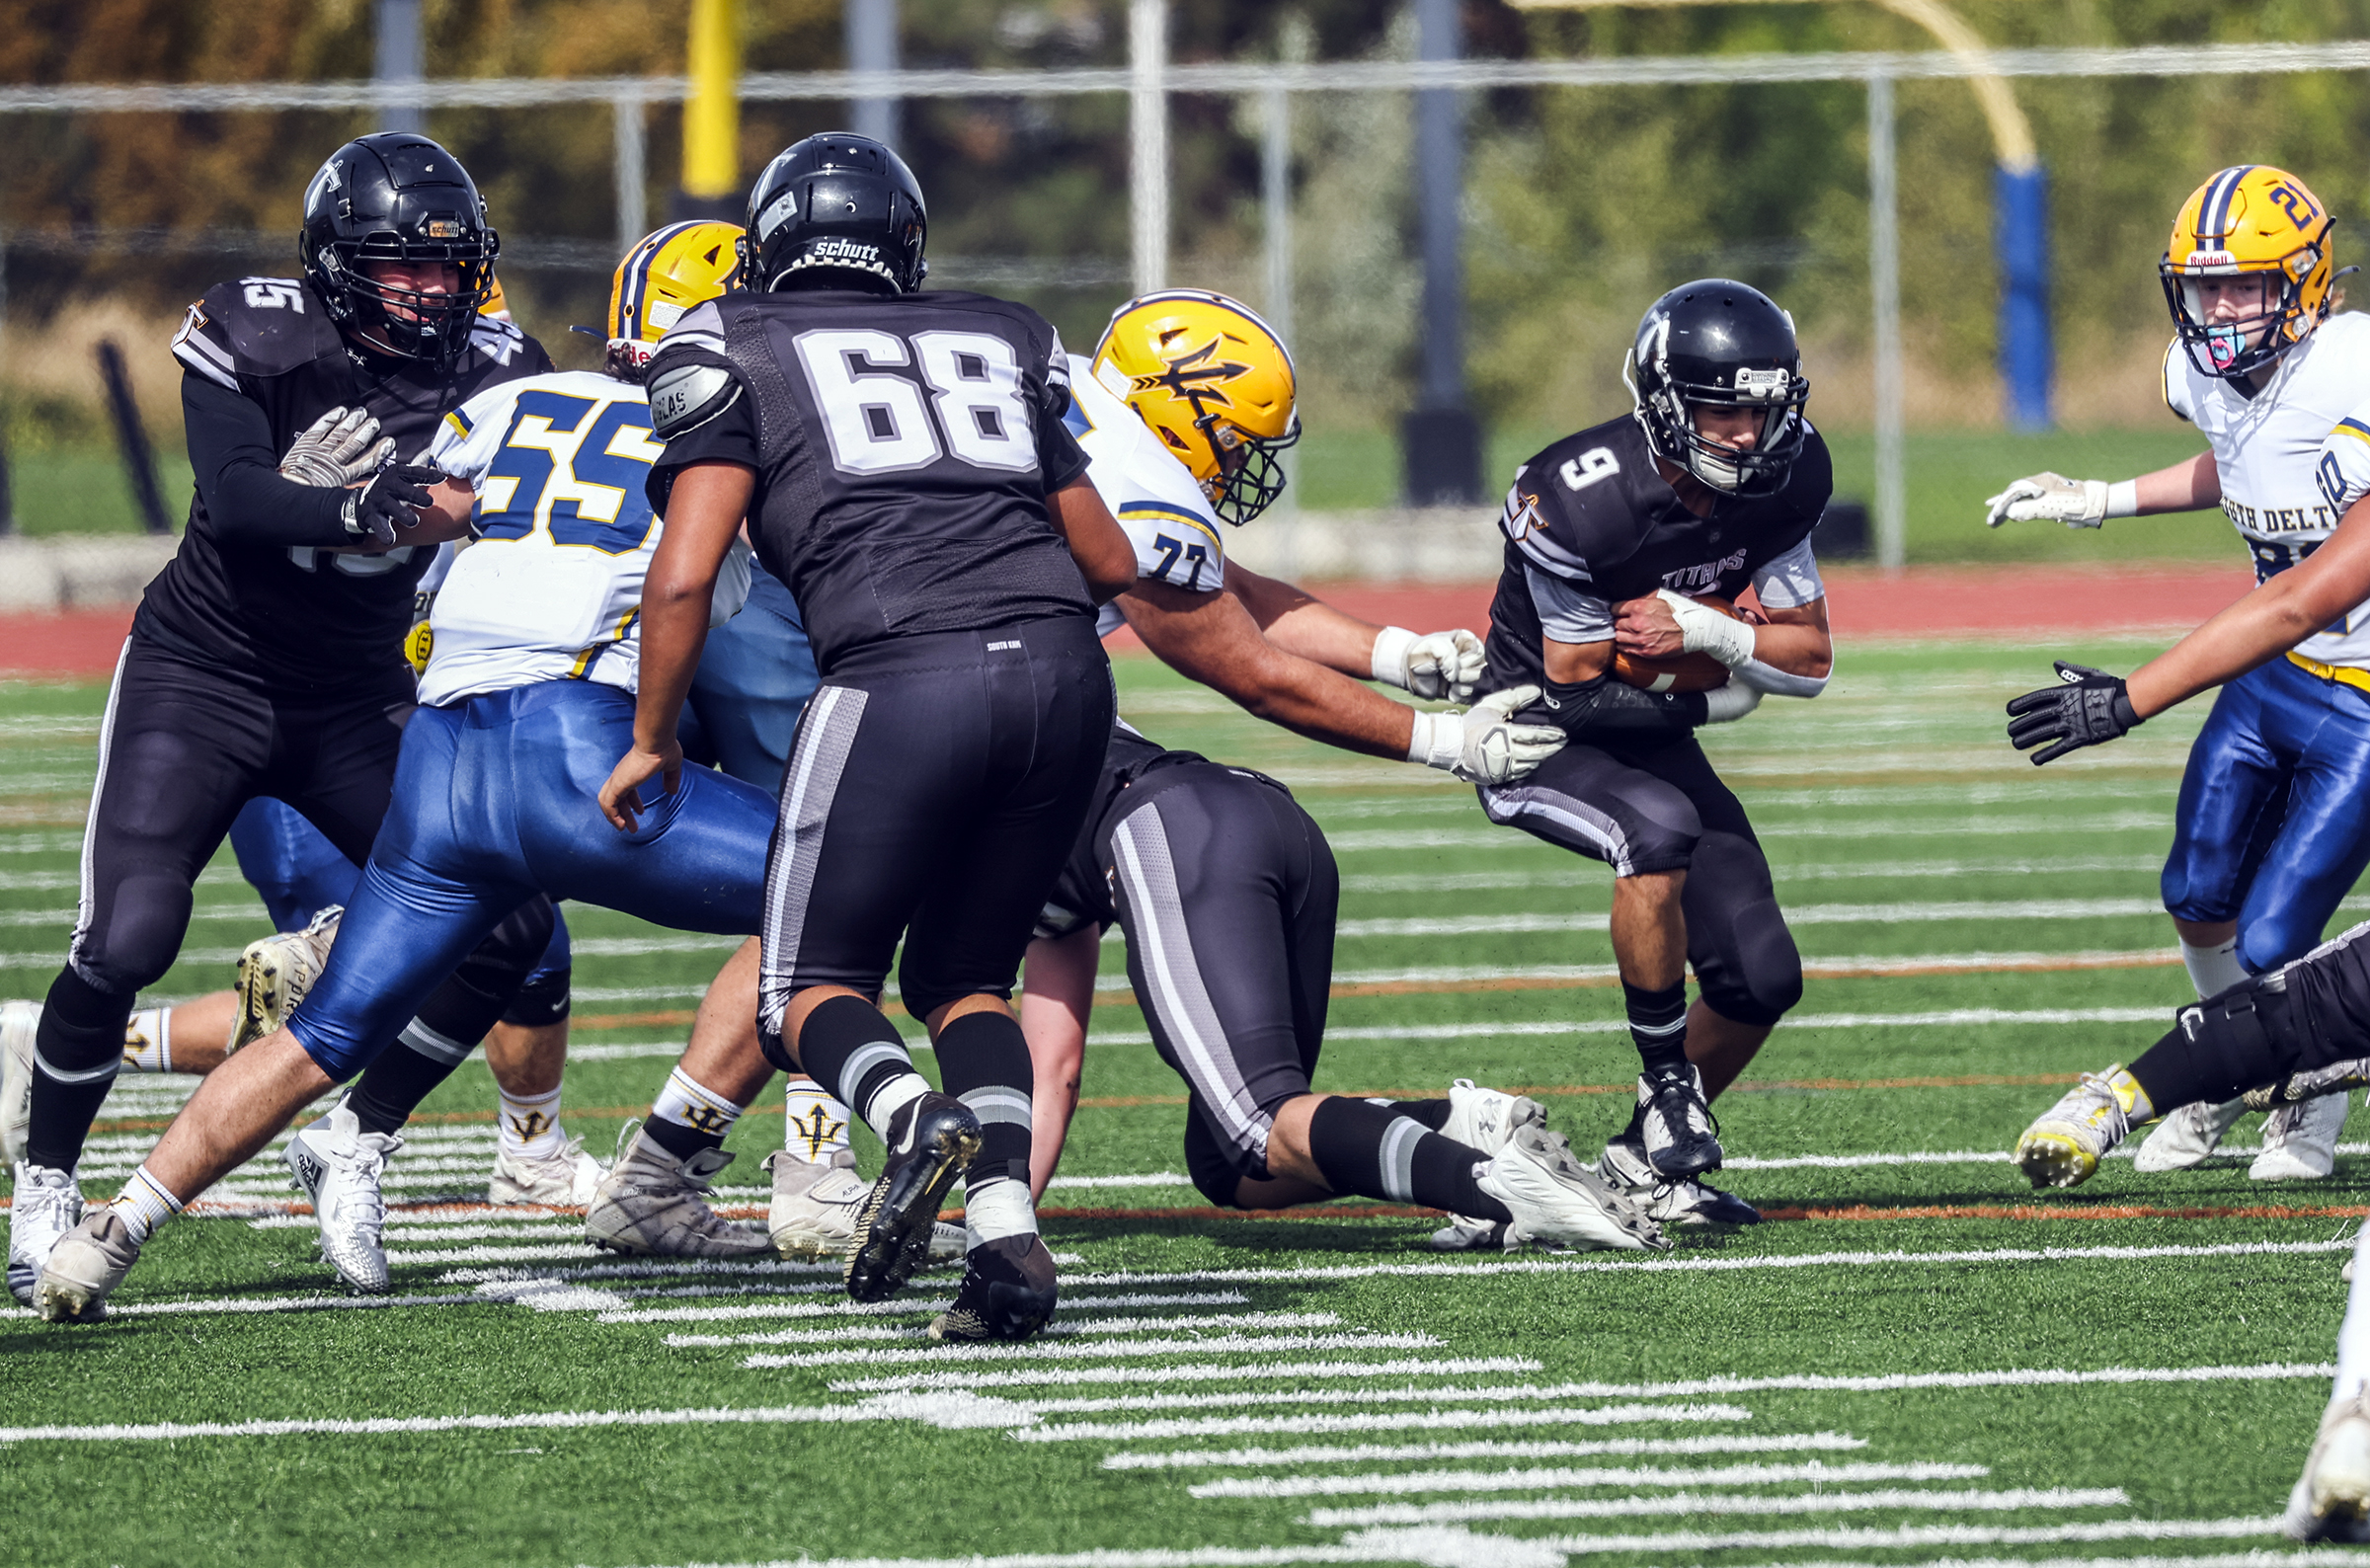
1189, 1458, 1988, 1499
1329, 899, 2346, 940
837, 1361, 1545, 1396
655, 1293, 1251, 1340
1289, 950, 2184, 991
677, 1310, 1339, 1349
384, 1243, 611, 1264
1302, 1484, 2130, 1527
1530, 1518, 2284, 1557
1100, 1432, 1867, 1468
1325, 812, 2174, 848
1009, 1404, 1755, 1444
752, 1331, 1443, 1370
1344, 859, 2165, 891
619, 1288, 1244, 1327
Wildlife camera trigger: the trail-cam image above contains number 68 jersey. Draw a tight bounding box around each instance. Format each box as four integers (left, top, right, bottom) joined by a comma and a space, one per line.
644, 289, 1095, 672
419, 369, 750, 707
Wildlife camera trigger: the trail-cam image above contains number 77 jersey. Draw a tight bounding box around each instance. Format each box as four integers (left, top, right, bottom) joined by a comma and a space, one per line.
643, 290, 1096, 672
421, 368, 750, 706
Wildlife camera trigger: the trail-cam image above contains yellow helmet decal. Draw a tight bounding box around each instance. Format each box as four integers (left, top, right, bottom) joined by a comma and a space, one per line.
606, 221, 745, 360
477, 273, 511, 321
1092, 289, 1300, 525
2160, 165, 2336, 379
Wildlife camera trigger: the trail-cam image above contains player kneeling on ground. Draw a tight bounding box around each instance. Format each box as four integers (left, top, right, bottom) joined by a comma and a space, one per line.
1020, 724, 1665, 1252
29, 226, 778, 1320
1470, 280, 1835, 1229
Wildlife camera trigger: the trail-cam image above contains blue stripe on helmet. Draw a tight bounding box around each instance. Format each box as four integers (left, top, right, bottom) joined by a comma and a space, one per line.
2200, 165, 2254, 244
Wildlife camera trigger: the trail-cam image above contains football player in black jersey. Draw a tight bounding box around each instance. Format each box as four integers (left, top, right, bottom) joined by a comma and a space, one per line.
598, 134, 1135, 1342
6, 133, 565, 1310
1473, 279, 1836, 1230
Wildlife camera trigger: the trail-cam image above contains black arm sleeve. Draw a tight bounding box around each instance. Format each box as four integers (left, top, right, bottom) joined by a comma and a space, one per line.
1037, 390, 1090, 494
1540, 673, 1706, 737
181, 374, 355, 547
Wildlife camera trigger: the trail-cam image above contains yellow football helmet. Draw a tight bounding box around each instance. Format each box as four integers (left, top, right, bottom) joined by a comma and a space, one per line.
1091, 289, 1299, 525
478, 273, 511, 322
605, 221, 744, 373
2160, 165, 2336, 380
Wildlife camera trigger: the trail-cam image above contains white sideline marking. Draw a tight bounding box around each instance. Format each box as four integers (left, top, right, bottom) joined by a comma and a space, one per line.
753, 1331, 1442, 1369
0, 1292, 481, 1321
437, 1259, 839, 1284
615, 1288, 1245, 1326
1059, 1238, 2354, 1291
1011, 1404, 1755, 1444
384, 1243, 615, 1264
681, 1311, 1338, 1350
843, 1364, 1547, 1398
1305, 950, 2182, 990
1317, 1008, 2167, 1043
654, 1294, 1251, 1339
0, 1391, 1043, 1446
1333, 899, 2285, 940
1048, 1172, 1197, 1190
1190, 1458, 1988, 1500
1101, 1432, 1866, 1468
378, 1223, 587, 1244
1303, 1484, 2130, 1527
1647, 1555, 2322, 1568
1530, 1518, 2286, 1556
1350, 858, 2168, 891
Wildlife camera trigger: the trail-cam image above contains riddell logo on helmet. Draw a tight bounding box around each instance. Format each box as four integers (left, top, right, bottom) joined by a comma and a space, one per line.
810, 239, 882, 263
2185, 249, 2238, 269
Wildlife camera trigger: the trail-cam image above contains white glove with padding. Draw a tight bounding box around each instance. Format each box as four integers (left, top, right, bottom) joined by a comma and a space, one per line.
1407, 685, 1567, 785
279, 406, 395, 488
1373, 625, 1487, 703
1984, 472, 2108, 528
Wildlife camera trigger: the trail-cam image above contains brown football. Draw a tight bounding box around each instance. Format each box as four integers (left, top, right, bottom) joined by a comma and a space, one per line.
1612, 594, 1737, 693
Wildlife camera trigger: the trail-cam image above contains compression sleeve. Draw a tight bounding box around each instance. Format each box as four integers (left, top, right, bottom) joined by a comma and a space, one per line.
1539, 672, 1706, 737
180, 373, 356, 547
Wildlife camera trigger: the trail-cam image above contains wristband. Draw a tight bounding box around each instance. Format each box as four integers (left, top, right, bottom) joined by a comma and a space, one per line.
1404, 708, 1461, 771
2105, 479, 2140, 518
1371, 625, 1418, 688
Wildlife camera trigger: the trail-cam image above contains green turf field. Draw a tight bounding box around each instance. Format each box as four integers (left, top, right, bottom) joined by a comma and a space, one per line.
2, 641, 2365, 1568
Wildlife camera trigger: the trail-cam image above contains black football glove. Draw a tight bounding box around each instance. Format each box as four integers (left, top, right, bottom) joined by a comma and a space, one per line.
2005, 661, 2143, 765
342, 464, 439, 549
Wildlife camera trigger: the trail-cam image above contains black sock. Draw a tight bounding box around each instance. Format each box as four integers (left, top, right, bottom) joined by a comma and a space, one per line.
643, 1115, 722, 1161
1381, 1098, 1454, 1132
24, 968, 136, 1173
349, 1042, 465, 1137
344, 915, 548, 1135
1623, 980, 1690, 1074
933, 1010, 1034, 1194
1305, 1096, 1513, 1222
794, 993, 925, 1132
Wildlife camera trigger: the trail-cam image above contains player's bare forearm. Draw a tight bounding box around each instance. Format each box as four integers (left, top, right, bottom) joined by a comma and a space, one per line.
1048, 479, 1138, 603
1222, 560, 1384, 676
2131, 451, 2220, 514
2126, 500, 2370, 718
1613, 594, 1830, 677
1020, 926, 1100, 1200
1124, 579, 1417, 758
1543, 635, 1614, 683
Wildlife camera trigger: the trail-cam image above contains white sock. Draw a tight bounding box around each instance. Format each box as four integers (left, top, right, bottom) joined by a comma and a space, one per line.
2338, 1224, 2370, 1402
862, 1072, 930, 1140
498, 1083, 567, 1158
111, 1164, 184, 1244
121, 1007, 171, 1074
2181, 936, 2249, 1000
651, 1065, 743, 1144
782, 1080, 853, 1164
963, 1176, 1039, 1248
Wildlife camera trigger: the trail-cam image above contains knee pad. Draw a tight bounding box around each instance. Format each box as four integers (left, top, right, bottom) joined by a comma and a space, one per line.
71, 875, 197, 995
1694, 897, 1803, 1028
1182, 1111, 1253, 1210
499, 967, 572, 1030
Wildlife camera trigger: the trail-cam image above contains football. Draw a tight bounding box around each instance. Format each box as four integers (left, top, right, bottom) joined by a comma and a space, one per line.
1612, 593, 1740, 692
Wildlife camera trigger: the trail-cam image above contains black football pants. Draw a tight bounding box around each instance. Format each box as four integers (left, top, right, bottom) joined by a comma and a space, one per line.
2131, 916, 2370, 1113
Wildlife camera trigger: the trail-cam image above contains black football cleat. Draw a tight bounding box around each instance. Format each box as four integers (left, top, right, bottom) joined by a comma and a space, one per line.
843, 1092, 982, 1302
1636, 1062, 1724, 1179
928, 1232, 1059, 1343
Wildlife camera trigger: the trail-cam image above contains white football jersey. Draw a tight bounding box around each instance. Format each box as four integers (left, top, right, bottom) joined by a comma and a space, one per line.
1065, 353, 1229, 638
419, 369, 749, 706
2167, 310, 2370, 666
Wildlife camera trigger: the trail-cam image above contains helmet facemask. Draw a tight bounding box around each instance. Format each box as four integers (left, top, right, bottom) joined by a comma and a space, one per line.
2162, 264, 2312, 380
1627, 350, 1808, 498
1204, 412, 1301, 525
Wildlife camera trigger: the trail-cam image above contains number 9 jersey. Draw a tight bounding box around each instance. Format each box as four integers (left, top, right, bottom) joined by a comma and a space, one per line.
421, 369, 750, 706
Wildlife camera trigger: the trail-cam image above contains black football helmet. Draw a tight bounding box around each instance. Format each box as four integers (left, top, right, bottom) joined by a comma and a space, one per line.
1625, 279, 1810, 497
743, 133, 927, 295
299, 132, 500, 369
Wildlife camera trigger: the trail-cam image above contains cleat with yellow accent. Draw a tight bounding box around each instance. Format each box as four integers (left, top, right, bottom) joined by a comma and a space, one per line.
2014, 1066, 2145, 1189
232, 905, 343, 1053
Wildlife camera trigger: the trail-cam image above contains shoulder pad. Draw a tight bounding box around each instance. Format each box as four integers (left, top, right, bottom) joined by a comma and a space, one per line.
464, 316, 533, 369
188, 277, 342, 380
648, 359, 744, 440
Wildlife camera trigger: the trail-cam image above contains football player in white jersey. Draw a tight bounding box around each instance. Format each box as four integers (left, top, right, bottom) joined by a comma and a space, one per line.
1989, 165, 2370, 1181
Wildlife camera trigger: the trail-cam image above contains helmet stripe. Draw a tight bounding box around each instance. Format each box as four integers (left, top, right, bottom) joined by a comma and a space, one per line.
2199, 165, 2256, 243
616, 221, 700, 339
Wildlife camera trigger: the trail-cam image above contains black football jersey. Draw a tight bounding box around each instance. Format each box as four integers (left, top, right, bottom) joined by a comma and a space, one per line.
1479, 415, 1833, 694
1035, 724, 1207, 940
138, 274, 551, 686
646, 288, 1094, 672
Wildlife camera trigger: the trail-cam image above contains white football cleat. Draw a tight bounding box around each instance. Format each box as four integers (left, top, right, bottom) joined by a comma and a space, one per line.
763, 1148, 865, 1258
2253, 1092, 2349, 1182
284, 1099, 398, 1293
2133, 1097, 2248, 1172
586, 1127, 770, 1258
33, 1207, 139, 1323
2286, 1391, 2370, 1542
1440, 1078, 1547, 1155
2014, 1068, 2139, 1190
1598, 1137, 1760, 1230
1476, 1124, 1666, 1252
0, 998, 39, 1168
488, 1135, 605, 1207
1424, 1215, 1512, 1252
1636, 1063, 1723, 1178
232, 905, 342, 1053
7, 1160, 84, 1305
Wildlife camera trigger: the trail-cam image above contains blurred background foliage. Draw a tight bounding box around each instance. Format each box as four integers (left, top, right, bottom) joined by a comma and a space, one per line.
6, 0, 2370, 536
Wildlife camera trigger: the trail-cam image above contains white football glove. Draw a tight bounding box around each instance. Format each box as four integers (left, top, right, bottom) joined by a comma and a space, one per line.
1373, 625, 1487, 704
1984, 472, 2108, 529
1407, 685, 1567, 785
1652, 589, 1757, 669
1702, 683, 1764, 724
279, 406, 396, 488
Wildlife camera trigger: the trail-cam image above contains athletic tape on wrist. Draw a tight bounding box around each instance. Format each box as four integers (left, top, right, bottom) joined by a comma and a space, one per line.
1371, 625, 1418, 688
